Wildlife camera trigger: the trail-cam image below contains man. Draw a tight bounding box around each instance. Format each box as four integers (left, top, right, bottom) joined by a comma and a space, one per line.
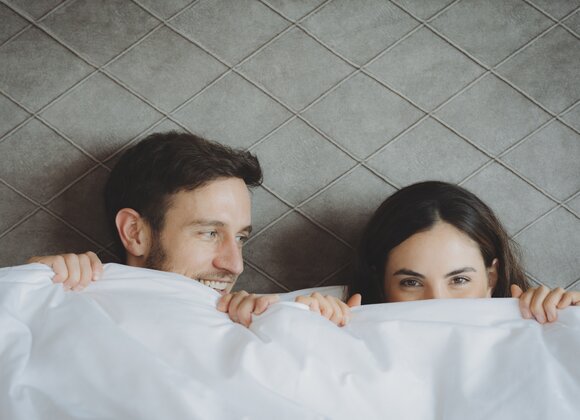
30, 131, 359, 326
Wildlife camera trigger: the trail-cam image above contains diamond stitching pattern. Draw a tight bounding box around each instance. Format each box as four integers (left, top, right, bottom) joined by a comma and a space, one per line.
0, 0, 578, 290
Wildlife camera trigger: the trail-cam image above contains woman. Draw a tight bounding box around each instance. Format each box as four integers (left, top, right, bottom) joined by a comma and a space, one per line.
349, 181, 579, 323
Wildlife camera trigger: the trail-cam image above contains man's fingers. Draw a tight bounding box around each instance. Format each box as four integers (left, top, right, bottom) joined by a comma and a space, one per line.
227, 291, 249, 323
31, 252, 101, 290
75, 253, 93, 290
217, 293, 234, 312
62, 254, 82, 290
237, 294, 257, 327
87, 251, 103, 281
347, 293, 362, 307
49, 256, 68, 284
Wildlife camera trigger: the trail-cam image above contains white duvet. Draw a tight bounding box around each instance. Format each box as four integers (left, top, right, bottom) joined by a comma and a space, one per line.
1, 263, 579, 420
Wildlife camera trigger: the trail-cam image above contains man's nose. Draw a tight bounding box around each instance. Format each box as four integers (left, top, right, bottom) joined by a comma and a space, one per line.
213, 237, 244, 276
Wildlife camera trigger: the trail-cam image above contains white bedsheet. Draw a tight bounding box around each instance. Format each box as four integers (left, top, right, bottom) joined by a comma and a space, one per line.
1, 263, 579, 420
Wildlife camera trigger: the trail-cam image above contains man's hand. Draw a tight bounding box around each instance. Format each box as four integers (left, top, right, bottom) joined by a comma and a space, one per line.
28, 252, 103, 291
295, 293, 362, 327
217, 291, 280, 327
511, 284, 580, 323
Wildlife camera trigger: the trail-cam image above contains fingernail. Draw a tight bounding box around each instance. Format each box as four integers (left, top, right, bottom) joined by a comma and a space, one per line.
522, 310, 532, 319
536, 316, 546, 324
93, 274, 100, 281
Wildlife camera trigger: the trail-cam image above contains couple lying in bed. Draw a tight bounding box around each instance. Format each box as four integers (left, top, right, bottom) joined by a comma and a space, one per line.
30, 132, 579, 327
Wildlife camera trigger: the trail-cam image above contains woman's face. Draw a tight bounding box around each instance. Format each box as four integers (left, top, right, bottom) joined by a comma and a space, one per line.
383, 221, 497, 302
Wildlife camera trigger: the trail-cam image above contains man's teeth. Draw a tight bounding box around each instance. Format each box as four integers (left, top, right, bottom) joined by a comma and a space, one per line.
198, 279, 228, 291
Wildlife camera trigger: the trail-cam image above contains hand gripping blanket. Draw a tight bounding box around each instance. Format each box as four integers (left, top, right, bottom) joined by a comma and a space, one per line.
1, 264, 579, 420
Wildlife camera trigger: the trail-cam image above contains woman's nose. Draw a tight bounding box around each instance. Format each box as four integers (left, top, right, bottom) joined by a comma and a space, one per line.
427, 285, 451, 300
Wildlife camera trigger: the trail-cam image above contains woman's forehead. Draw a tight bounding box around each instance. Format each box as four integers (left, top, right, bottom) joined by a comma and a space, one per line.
386, 222, 484, 271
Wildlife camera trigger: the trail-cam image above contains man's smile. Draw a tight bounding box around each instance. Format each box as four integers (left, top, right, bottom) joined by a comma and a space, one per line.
198, 279, 232, 294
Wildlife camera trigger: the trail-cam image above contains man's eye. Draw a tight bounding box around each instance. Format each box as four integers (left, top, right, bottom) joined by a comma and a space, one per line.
400, 279, 421, 287
451, 276, 470, 285
236, 235, 249, 245
201, 231, 218, 239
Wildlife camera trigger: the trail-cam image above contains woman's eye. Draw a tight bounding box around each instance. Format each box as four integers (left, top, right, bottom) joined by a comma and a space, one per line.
451, 276, 470, 285
400, 279, 421, 287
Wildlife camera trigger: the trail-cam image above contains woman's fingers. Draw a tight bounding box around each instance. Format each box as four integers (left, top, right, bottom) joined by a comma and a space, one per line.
296, 294, 352, 326
556, 291, 580, 309
295, 296, 321, 315
312, 292, 332, 320
254, 295, 279, 315
518, 287, 534, 320
326, 295, 344, 325
510, 284, 523, 299
542, 288, 566, 322
528, 285, 550, 324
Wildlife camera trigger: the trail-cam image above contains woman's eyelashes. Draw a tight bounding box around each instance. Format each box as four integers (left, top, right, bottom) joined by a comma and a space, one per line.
398, 276, 472, 288
399, 278, 423, 287
450, 276, 471, 285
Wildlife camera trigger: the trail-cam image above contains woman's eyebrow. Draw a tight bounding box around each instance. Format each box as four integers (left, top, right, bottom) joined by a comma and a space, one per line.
393, 269, 424, 278
445, 267, 476, 277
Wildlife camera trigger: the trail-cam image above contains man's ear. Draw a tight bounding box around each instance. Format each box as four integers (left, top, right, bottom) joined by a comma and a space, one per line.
115, 208, 151, 263
486, 258, 499, 298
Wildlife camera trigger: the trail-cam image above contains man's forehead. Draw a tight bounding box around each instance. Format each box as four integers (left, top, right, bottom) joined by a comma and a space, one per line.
165, 179, 252, 225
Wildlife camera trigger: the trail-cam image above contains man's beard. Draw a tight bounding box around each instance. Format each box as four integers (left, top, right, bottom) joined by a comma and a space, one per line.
144, 232, 168, 272
143, 230, 239, 290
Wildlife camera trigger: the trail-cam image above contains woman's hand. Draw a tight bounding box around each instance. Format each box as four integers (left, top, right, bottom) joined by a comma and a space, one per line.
28, 252, 103, 291
295, 293, 362, 327
217, 291, 362, 328
511, 284, 580, 323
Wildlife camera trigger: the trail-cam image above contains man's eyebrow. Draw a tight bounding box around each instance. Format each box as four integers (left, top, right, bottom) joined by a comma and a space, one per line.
186, 220, 252, 234
393, 268, 425, 278
445, 267, 476, 277
186, 220, 225, 228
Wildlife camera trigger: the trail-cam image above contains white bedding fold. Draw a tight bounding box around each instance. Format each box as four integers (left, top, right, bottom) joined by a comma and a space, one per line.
1, 263, 579, 420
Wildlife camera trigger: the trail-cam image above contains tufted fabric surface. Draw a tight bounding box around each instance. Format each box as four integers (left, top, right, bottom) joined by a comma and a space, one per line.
0, 0, 578, 293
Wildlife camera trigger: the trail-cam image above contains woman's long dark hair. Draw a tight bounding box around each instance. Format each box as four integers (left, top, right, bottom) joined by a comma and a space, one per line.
350, 181, 529, 304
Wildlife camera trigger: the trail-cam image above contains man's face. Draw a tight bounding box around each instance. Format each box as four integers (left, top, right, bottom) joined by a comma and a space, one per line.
143, 177, 252, 295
